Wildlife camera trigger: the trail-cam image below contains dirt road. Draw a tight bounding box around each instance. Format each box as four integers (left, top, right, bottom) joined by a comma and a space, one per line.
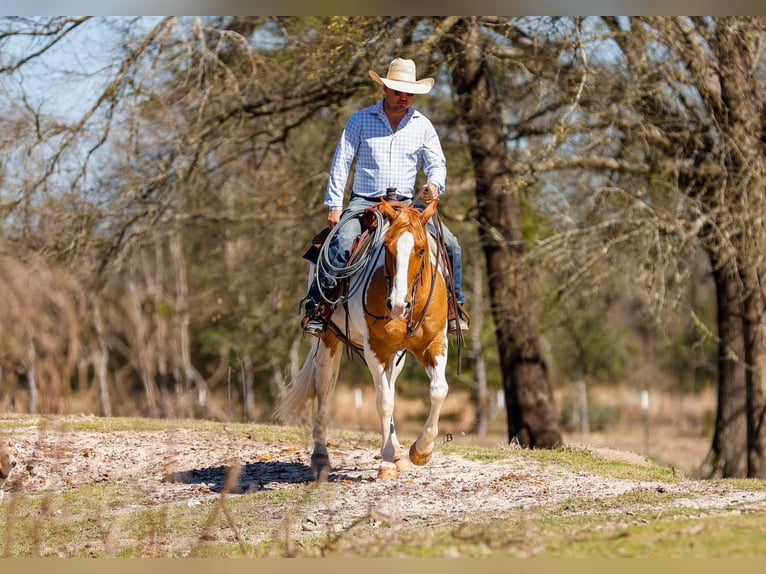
4, 413, 765, 545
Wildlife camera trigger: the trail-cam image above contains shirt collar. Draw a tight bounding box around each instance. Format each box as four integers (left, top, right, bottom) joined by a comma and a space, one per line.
372, 99, 417, 125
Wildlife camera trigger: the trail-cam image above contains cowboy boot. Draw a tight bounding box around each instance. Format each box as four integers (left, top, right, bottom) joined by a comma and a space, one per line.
302, 300, 334, 335
447, 297, 470, 334
302, 283, 343, 336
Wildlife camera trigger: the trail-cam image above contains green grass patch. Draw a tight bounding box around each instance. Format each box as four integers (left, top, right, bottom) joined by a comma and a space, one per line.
445, 443, 680, 482
319, 501, 766, 558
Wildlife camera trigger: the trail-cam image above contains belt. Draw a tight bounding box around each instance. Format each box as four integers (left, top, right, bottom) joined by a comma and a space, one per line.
351, 192, 412, 203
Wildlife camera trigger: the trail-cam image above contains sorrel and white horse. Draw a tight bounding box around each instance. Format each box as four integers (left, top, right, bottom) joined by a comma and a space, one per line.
275, 199, 449, 481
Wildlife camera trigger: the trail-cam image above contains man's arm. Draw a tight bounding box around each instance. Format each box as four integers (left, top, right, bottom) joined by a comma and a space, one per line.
324, 115, 360, 213
421, 121, 446, 201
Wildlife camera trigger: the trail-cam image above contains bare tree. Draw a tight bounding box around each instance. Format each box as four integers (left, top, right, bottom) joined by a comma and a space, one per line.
598, 16, 766, 477
441, 17, 562, 447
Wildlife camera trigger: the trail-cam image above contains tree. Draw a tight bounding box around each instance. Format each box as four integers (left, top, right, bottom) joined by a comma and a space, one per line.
600, 16, 766, 477
520, 16, 765, 476
440, 17, 562, 447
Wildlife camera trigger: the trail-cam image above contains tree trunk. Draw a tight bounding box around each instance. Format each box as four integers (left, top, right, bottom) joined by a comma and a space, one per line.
445, 18, 561, 447
471, 265, 490, 436
127, 273, 160, 418
93, 302, 113, 417
147, 243, 172, 417
702, 258, 747, 477
742, 269, 766, 477
170, 232, 209, 418
715, 19, 766, 477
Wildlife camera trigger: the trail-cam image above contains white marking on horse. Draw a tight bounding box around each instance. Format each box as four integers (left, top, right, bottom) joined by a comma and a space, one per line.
388, 231, 414, 319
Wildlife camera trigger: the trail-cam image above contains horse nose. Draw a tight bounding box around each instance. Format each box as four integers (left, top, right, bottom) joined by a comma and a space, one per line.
386, 298, 412, 319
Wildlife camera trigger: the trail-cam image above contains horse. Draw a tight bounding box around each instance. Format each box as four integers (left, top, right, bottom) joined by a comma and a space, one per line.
275, 198, 450, 481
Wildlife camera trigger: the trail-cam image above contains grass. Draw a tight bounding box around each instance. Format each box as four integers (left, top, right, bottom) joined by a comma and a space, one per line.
320, 503, 766, 558
0, 479, 316, 557
2, 414, 766, 557
447, 443, 681, 482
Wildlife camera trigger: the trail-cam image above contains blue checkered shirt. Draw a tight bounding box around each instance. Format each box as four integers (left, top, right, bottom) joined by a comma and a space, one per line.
324, 99, 447, 210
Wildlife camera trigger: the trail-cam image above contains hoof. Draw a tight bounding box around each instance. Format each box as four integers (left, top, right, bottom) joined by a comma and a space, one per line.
311, 453, 331, 483
409, 443, 432, 466
394, 456, 412, 472
377, 461, 399, 480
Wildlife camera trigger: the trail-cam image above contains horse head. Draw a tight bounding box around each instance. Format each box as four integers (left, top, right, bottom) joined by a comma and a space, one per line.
379, 199, 439, 321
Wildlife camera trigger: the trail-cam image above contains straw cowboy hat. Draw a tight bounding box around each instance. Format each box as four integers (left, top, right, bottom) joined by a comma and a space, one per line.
369, 58, 434, 95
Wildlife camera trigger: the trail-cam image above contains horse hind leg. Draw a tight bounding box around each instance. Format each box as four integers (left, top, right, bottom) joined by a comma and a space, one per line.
311, 339, 342, 483
275, 336, 342, 484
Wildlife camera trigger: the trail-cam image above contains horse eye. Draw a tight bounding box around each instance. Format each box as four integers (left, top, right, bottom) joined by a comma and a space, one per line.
418, 248, 426, 257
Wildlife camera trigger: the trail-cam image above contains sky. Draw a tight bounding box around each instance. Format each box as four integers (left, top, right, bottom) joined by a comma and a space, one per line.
3, 0, 762, 17
1, 17, 166, 123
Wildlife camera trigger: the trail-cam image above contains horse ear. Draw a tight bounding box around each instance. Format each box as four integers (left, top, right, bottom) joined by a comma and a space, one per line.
420, 198, 439, 222
379, 199, 398, 221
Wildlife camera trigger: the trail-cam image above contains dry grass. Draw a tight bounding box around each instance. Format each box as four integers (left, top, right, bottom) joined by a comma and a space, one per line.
325, 382, 716, 476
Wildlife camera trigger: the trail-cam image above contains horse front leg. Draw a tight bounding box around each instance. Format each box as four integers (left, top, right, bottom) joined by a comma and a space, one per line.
368, 350, 410, 480
410, 352, 449, 466
311, 337, 342, 482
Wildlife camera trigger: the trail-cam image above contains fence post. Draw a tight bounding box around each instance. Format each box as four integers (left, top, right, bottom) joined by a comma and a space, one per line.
641, 389, 650, 456
354, 387, 363, 430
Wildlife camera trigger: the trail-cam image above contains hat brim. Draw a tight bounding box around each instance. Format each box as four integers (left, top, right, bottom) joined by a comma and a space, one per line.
369, 70, 434, 94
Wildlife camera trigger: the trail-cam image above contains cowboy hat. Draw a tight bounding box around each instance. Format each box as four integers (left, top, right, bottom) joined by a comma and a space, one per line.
368, 58, 434, 95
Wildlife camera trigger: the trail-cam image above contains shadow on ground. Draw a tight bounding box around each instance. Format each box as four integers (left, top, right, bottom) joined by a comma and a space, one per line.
165, 459, 376, 492
165, 461, 314, 492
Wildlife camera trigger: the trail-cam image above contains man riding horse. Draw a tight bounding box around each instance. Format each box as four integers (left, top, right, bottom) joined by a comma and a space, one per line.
300, 57, 469, 336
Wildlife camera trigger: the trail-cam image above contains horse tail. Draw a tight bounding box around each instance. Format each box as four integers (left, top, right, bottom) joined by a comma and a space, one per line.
274, 339, 321, 424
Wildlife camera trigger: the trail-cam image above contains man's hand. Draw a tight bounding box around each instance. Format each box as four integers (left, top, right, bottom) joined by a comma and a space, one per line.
422, 182, 440, 202
327, 209, 342, 229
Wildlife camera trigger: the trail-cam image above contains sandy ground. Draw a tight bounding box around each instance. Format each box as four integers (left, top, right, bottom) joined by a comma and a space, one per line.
3, 411, 765, 548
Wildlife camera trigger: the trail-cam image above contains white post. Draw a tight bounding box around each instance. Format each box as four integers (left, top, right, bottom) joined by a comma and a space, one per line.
576, 380, 590, 437
641, 389, 650, 456
354, 387, 363, 430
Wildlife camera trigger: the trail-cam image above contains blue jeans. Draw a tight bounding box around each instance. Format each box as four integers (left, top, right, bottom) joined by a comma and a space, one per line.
307, 195, 465, 306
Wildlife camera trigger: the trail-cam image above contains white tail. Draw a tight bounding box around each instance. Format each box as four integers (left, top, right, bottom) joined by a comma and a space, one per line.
274, 340, 320, 423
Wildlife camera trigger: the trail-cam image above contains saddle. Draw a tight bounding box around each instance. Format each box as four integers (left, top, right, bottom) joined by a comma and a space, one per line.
302, 203, 466, 327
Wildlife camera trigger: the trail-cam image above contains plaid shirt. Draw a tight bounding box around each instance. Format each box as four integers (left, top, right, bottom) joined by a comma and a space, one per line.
324, 100, 447, 210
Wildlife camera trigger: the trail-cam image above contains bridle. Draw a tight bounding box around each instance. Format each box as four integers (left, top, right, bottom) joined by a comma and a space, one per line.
364, 214, 439, 337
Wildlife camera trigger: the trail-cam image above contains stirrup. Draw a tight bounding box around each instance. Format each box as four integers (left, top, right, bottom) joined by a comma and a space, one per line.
448, 317, 469, 334
448, 305, 470, 334
302, 313, 328, 335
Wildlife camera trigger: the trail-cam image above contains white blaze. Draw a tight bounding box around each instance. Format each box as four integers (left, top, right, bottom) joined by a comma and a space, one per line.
389, 231, 414, 318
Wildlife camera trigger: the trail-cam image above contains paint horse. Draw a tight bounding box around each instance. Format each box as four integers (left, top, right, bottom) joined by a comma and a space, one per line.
276, 199, 450, 481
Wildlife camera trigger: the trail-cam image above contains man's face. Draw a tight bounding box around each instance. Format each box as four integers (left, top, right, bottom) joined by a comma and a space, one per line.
384, 87, 415, 113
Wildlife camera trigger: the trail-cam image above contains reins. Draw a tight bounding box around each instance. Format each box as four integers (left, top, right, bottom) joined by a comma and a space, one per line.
429, 205, 465, 372
315, 191, 464, 372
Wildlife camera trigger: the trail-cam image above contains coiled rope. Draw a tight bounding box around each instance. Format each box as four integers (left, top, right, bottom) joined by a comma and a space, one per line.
314, 207, 387, 306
